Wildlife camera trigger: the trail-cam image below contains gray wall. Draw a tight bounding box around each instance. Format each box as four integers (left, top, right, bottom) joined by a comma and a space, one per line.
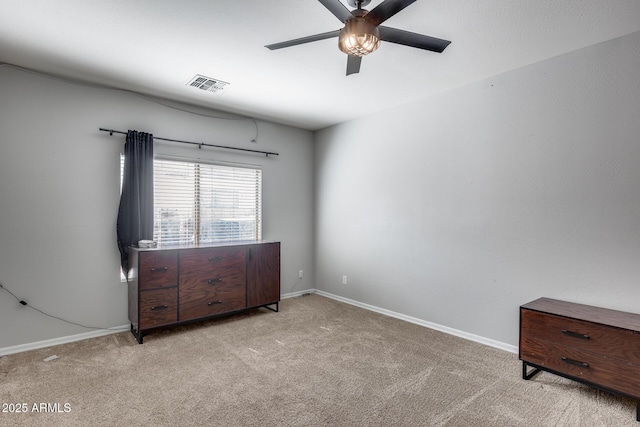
314, 31, 640, 347
3, 30, 640, 353
0, 65, 315, 349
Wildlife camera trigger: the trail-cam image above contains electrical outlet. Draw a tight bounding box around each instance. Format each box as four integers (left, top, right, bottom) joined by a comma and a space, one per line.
342, 275, 347, 285
299, 270, 304, 279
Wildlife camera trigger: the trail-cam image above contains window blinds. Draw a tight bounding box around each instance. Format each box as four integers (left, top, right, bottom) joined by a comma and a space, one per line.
153, 158, 262, 246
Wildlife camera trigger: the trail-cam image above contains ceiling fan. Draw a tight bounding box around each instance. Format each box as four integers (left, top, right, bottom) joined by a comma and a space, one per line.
265, 0, 451, 75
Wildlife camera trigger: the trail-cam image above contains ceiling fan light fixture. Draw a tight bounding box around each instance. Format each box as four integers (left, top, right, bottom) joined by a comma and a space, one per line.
338, 18, 380, 57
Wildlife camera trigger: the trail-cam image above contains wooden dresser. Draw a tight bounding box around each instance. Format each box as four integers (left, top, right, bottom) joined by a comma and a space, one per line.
520, 297, 640, 421
128, 241, 280, 343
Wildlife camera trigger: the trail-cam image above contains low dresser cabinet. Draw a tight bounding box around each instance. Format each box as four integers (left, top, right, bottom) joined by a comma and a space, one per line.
520, 297, 640, 421
128, 241, 280, 343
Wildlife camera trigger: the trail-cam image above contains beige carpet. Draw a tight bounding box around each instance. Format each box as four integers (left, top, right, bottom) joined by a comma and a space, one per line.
0, 294, 636, 426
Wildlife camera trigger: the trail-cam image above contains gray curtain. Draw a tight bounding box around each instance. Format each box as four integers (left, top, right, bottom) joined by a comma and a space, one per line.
117, 130, 154, 274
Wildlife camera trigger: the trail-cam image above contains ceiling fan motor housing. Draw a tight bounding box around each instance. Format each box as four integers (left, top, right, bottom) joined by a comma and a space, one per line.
347, 0, 372, 6
338, 17, 380, 56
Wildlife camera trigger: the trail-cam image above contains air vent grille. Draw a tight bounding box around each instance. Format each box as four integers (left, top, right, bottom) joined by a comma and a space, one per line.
186, 74, 229, 93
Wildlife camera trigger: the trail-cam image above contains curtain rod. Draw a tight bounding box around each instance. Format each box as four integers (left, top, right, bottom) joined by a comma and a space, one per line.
99, 128, 279, 157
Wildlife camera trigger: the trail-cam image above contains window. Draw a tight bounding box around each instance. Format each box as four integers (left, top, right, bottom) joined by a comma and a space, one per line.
153, 158, 262, 246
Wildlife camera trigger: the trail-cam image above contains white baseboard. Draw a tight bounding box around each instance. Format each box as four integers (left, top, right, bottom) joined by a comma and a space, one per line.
281, 289, 315, 299
313, 290, 518, 354
0, 325, 130, 357
1, 292, 517, 357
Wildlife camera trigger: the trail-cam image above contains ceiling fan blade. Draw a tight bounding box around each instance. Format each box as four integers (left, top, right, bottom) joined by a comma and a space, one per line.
365, 0, 418, 26
265, 30, 341, 50
346, 55, 362, 75
378, 26, 451, 52
318, 0, 353, 23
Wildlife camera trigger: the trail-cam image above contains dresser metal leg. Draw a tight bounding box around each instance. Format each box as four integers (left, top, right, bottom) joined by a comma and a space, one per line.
636, 402, 639, 422
264, 302, 279, 313
130, 324, 144, 344
522, 362, 541, 380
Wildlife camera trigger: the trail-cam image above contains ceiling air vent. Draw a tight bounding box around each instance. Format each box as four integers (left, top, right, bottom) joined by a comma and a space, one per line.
186, 74, 229, 93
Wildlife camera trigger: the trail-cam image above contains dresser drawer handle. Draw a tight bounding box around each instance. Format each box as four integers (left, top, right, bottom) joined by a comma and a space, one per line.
207, 256, 223, 262
208, 300, 223, 306
207, 278, 222, 284
150, 305, 169, 311
562, 357, 589, 368
562, 330, 590, 340
150, 267, 169, 272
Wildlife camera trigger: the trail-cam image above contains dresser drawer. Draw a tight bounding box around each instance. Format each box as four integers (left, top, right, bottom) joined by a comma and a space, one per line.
139, 251, 178, 290
521, 309, 640, 365
521, 335, 640, 400
179, 273, 245, 289
139, 287, 178, 329
179, 266, 246, 287
179, 247, 246, 281
179, 280, 246, 321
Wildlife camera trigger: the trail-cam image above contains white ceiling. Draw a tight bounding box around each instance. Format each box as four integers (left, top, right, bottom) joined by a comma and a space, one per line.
1, 0, 640, 130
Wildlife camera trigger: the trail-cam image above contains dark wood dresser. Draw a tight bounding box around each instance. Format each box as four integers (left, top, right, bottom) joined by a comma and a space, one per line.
520, 297, 640, 421
128, 241, 280, 343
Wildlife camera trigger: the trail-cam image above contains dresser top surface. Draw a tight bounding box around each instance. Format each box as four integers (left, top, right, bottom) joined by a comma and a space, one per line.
522, 297, 640, 332
130, 240, 280, 252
